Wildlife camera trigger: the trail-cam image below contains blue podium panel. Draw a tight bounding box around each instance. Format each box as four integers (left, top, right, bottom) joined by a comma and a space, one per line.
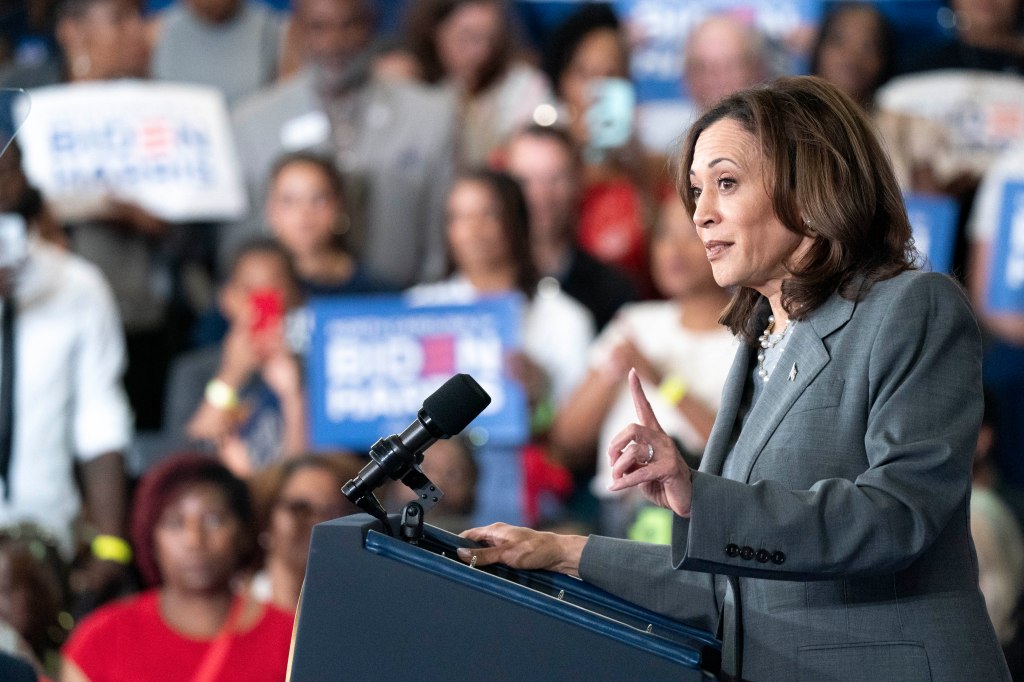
290, 515, 720, 681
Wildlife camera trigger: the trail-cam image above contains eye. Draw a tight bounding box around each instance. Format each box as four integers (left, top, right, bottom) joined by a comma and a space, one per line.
202, 512, 229, 529
718, 177, 736, 191
690, 186, 702, 200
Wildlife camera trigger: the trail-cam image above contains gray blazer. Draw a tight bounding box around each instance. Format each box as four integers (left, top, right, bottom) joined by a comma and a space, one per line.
580, 271, 1010, 681
229, 67, 457, 286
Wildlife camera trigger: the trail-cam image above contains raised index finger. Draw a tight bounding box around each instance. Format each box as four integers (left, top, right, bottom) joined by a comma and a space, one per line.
629, 368, 663, 431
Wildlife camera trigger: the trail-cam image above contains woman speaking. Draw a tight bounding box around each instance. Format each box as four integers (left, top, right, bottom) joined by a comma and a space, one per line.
459, 76, 1010, 681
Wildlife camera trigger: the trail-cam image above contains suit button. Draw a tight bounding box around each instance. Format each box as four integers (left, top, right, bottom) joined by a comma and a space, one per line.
725, 543, 740, 557
740, 546, 754, 561
771, 551, 786, 565
755, 549, 770, 563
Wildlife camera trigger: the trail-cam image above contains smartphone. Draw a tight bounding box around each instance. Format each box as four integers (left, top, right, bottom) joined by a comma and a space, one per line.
585, 77, 636, 151
0, 213, 27, 270
248, 288, 285, 336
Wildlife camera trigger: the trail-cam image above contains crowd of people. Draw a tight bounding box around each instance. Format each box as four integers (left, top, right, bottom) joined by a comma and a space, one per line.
1, 0, 1024, 679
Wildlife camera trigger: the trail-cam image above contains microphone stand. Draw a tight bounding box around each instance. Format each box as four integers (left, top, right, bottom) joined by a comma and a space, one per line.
343, 431, 446, 538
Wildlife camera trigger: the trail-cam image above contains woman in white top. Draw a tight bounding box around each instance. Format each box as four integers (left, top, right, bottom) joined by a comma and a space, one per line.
403, 0, 553, 167
550, 195, 735, 537
408, 170, 594, 526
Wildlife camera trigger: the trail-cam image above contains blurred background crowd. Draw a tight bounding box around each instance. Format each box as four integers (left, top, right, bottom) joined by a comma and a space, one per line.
2, 0, 1024, 679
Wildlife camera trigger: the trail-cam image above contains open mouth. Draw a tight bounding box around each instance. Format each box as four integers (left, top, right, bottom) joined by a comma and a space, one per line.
703, 240, 732, 260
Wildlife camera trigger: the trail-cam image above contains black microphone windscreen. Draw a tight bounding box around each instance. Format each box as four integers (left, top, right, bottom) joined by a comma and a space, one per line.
423, 374, 492, 437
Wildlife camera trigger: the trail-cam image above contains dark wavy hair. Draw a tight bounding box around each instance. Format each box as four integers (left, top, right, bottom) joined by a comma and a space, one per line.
809, 2, 897, 98
248, 454, 363, 537
130, 453, 258, 587
445, 168, 540, 298
676, 75, 916, 345
403, 0, 515, 94
507, 123, 583, 173
269, 151, 345, 203
541, 3, 623, 96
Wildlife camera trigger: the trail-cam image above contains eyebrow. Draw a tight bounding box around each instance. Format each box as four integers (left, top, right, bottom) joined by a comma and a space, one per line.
688, 157, 737, 175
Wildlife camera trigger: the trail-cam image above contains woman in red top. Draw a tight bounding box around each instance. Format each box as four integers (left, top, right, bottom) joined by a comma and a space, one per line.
60, 454, 294, 682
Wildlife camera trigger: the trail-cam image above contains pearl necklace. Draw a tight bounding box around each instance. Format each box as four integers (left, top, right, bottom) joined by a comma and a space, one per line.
757, 314, 795, 382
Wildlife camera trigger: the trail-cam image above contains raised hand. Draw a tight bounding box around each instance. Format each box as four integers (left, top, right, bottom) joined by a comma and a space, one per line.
606, 368, 693, 517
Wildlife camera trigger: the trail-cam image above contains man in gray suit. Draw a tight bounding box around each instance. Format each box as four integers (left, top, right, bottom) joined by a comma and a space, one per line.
230, 0, 456, 287
460, 77, 1011, 681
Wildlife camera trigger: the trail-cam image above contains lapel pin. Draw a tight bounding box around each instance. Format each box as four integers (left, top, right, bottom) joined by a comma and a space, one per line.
788, 363, 798, 382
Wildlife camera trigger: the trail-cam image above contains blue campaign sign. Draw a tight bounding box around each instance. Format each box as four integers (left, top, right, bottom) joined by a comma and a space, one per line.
306, 294, 530, 451
987, 181, 1024, 313
904, 193, 958, 274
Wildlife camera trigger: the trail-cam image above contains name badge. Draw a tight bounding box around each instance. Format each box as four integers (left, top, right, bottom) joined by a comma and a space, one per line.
280, 111, 331, 151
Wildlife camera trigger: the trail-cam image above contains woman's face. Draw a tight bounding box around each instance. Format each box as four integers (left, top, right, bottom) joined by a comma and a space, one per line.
71, 0, 148, 80
652, 197, 719, 299
267, 161, 342, 259
952, 0, 1020, 37
267, 467, 352, 574
154, 483, 243, 594
688, 118, 812, 298
816, 7, 885, 103
446, 179, 511, 275
559, 28, 628, 111
220, 251, 299, 322
435, 1, 502, 88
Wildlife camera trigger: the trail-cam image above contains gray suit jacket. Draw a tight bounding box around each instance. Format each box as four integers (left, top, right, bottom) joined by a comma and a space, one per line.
229, 68, 457, 286
580, 271, 1010, 681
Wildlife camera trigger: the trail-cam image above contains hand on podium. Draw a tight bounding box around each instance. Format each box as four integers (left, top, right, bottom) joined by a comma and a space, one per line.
458, 523, 587, 578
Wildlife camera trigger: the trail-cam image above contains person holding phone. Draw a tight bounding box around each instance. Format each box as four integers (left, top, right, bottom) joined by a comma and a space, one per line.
166, 240, 307, 477
541, 4, 653, 294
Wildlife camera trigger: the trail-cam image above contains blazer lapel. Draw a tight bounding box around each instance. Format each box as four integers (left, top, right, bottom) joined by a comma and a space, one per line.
726, 292, 857, 483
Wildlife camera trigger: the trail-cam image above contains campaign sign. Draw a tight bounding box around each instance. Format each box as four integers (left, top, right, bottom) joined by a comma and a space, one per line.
988, 181, 1024, 313
306, 294, 529, 450
904, 193, 958, 274
877, 71, 1024, 177
13, 81, 246, 222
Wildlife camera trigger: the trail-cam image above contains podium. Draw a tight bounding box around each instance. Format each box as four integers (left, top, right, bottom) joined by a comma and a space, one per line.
288, 514, 720, 680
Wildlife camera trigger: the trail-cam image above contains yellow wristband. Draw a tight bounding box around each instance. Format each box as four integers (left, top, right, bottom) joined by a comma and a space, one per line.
658, 375, 689, 405
205, 378, 239, 410
530, 396, 556, 435
91, 534, 133, 565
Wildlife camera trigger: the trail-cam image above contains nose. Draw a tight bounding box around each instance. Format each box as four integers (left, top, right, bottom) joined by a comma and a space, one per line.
181, 516, 206, 550
692, 190, 717, 228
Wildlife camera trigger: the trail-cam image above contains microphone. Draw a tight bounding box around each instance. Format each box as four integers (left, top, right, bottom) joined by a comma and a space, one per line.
342, 374, 491, 528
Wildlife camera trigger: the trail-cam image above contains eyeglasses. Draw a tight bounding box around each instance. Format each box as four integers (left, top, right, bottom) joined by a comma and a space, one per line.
276, 498, 351, 522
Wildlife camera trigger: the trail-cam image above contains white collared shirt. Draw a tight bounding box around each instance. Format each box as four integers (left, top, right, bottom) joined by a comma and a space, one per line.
0, 238, 133, 556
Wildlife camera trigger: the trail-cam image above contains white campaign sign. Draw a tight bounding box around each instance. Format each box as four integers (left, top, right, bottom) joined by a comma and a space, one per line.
14, 80, 247, 222
877, 70, 1024, 176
